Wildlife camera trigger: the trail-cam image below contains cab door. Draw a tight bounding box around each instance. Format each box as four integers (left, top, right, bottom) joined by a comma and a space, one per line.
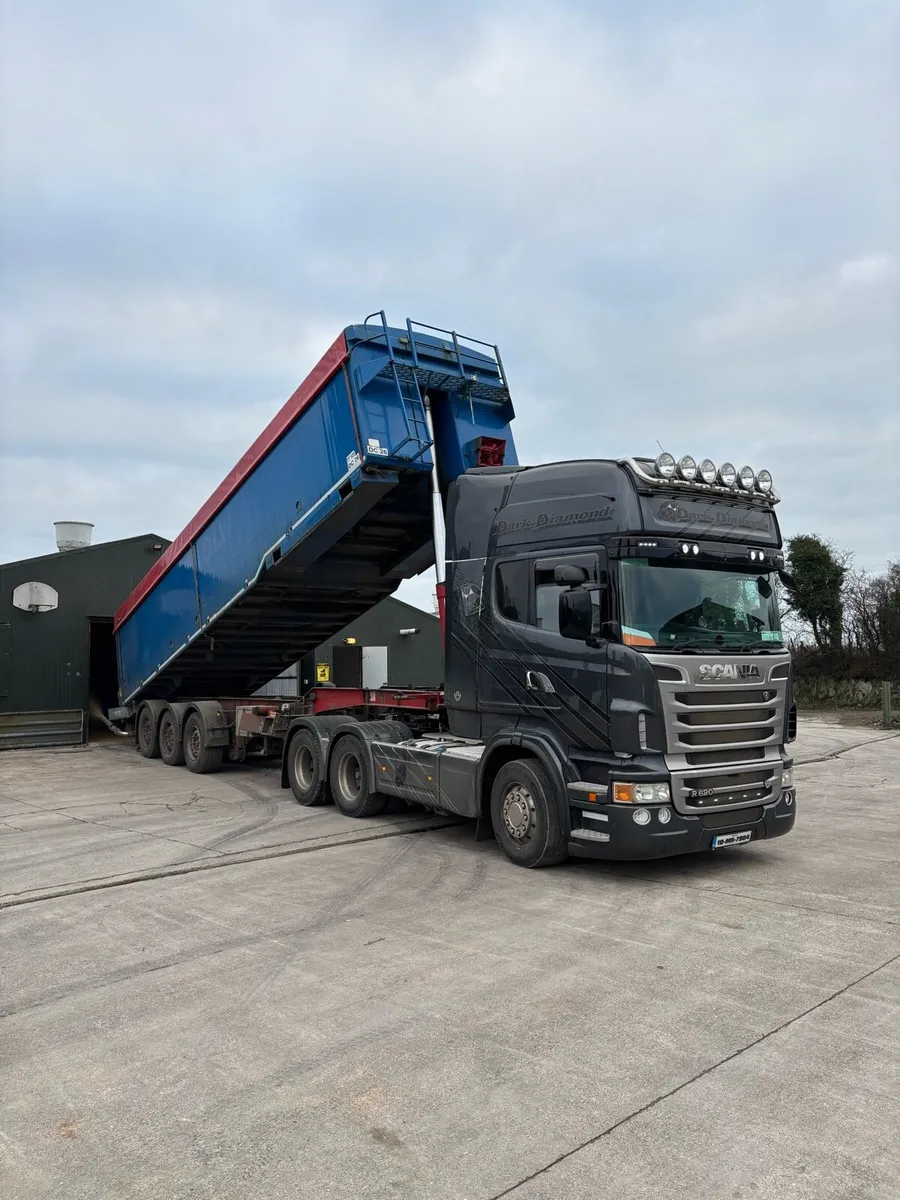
478, 551, 610, 750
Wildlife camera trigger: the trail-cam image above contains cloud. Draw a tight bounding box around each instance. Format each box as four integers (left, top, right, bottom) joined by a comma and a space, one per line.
1, 0, 898, 591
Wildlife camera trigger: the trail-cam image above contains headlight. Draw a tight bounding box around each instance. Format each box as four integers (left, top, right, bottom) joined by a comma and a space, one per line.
757, 469, 773, 493
655, 452, 676, 479
738, 465, 756, 490
699, 458, 717, 484
677, 455, 697, 481
635, 782, 671, 804
718, 461, 736, 487
615, 782, 671, 804
782, 767, 793, 787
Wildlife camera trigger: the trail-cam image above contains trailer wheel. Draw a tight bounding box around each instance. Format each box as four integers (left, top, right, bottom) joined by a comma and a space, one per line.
183, 713, 223, 775
159, 710, 185, 767
329, 735, 387, 818
287, 729, 328, 806
137, 705, 161, 759
490, 759, 568, 868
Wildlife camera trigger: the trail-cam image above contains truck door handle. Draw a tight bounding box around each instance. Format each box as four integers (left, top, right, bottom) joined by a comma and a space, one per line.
525, 670, 556, 694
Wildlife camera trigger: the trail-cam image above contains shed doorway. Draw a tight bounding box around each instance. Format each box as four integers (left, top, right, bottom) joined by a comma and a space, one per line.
88, 618, 118, 739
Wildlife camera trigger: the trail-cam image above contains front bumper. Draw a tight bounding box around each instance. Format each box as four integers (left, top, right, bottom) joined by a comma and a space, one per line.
567, 790, 796, 861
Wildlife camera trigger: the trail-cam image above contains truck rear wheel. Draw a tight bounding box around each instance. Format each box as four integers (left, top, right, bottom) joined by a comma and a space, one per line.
159, 711, 185, 767
287, 729, 328, 806
137, 705, 160, 759
329, 735, 387, 818
490, 759, 568, 868
183, 713, 223, 775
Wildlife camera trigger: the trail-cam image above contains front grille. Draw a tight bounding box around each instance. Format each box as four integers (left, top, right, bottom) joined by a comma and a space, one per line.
647, 650, 790, 816
674, 688, 773, 707
678, 726, 775, 746
700, 807, 763, 829
666, 684, 784, 755
686, 747, 765, 766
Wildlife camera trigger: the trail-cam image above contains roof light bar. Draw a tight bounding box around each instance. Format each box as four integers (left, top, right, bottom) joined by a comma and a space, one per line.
639, 454, 776, 500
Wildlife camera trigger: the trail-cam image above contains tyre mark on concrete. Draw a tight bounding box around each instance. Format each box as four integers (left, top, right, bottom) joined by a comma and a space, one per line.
0, 818, 463, 913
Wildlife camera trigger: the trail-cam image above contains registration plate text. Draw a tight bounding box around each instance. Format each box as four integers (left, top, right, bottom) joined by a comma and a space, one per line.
712, 830, 752, 849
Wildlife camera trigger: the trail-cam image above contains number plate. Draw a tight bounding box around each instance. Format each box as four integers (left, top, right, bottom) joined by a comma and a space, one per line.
712, 830, 752, 849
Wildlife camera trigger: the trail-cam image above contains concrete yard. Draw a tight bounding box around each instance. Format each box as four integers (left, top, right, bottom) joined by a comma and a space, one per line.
1, 719, 898, 1200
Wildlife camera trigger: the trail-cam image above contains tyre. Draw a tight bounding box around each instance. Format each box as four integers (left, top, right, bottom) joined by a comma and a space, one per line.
328, 735, 387, 818
490, 759, 568, 868
287, 729, 328, 806
183, 713, 224, 775
159, 710, 185, 767
137, 705, 160, 759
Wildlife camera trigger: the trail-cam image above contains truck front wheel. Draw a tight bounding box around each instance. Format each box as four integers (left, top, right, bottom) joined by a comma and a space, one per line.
287, 729, 328, 806
183, 714, 223, 775
329, 735, 387, 818
490, 759, 568, 868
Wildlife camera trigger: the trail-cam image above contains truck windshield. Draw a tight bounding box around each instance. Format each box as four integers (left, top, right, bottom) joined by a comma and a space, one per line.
618, 558, 784, 650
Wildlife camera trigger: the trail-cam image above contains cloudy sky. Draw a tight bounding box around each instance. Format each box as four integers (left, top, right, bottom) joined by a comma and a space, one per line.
1, 0, 897, 612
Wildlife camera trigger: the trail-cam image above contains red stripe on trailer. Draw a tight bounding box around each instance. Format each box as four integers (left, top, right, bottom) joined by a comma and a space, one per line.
114, 330, 350, 633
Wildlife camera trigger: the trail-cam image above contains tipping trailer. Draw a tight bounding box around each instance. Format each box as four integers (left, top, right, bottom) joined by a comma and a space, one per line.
114, 313, 797, 867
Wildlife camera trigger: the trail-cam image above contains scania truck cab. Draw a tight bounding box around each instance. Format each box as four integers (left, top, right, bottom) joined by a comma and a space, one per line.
434, 451, 796, 865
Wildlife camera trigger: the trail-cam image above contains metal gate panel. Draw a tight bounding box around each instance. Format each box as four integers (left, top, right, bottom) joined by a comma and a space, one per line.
0, 709, 85, 750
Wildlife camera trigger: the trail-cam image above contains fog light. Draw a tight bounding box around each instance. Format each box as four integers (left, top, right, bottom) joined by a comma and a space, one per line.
657, 807, 672, 825
632, 808, 651, 826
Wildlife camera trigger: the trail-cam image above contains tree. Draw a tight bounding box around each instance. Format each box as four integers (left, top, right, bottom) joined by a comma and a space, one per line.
784, 535, 848, 650
846, 560, 900, 655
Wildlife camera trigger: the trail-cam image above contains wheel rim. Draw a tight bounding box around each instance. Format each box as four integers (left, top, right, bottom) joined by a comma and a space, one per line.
161, 720, 174, 756
338, 751, 362, 802
502, 783, 536, 841
295, 744, 314, 790
187, 725, 201, 762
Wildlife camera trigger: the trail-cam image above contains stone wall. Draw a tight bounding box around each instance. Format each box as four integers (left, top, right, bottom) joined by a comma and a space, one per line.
794, 677, 900, 709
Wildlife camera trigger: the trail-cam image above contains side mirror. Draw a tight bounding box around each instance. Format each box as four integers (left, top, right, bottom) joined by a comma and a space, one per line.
559, 589, 595, 641
778, 570, 796, 590
554, 564, 589, 586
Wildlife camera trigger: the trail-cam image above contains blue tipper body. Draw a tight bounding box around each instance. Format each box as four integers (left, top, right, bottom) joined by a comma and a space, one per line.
114, 315, 517, 704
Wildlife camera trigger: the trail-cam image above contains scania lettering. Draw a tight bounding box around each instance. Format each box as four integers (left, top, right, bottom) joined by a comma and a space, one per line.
112, 314, 797, 868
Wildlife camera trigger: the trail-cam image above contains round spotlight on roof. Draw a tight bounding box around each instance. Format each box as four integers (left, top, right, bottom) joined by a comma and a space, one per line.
718, 462, 737, 487
738, 465, 756, 491
698, 459, 717, 485
677, 455, 697, 481
655, 452, 676, 479
756, 469, 773, 494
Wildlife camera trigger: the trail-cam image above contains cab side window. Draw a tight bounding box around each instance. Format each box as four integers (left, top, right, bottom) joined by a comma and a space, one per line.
495, 560, 529, 624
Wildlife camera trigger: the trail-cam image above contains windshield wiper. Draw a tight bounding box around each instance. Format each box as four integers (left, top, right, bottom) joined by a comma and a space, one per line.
730, 642, 784, 654
659, 639, 725, 653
